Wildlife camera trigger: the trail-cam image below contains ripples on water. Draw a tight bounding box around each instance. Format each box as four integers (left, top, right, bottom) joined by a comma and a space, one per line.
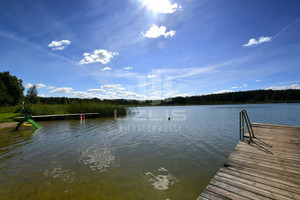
0, 104, 300, 199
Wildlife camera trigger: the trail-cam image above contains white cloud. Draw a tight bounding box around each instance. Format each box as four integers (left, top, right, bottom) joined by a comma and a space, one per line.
164, 66, 217, 80
138, 82, 151, 88
162, 90, 191, 98
47, 86, 55, 89
102, 67, 111, 71
117, 91, 145, 99
48, 40, 71, 50
50, 87, 73, 93
87, 89, 106, 93
37, 94, 48, 97
142, 25, 175, 38
266, 84, 300, 90
213, 90, 234, 94
101, 84, 122, 90
256, 80, 261, 82
147, 74, 157, 78
79, 49, 118, 65
25, 83, 33, 89
25, 83, 46, 89
231, 84, 247, 89
243, 36, 272, 47
36, 83, 46, 88
140, 0, 181, 14
163, 83, 173, 87
71, 91, 106, 99
124, 66, 133, 70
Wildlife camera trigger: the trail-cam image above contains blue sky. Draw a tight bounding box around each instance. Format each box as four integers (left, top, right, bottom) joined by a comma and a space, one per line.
0, 0, 300, 99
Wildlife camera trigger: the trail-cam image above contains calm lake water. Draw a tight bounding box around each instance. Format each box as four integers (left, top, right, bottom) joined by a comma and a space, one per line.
1, 103, 300, 200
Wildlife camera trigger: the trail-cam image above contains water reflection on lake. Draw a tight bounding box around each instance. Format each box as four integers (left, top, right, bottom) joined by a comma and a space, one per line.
0, 104, 299, 199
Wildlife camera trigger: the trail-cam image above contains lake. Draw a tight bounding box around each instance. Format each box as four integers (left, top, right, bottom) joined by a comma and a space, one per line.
0, 103, 300, 200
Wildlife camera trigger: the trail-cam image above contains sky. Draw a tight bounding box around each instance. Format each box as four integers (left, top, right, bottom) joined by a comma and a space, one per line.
0, 0, 300, 100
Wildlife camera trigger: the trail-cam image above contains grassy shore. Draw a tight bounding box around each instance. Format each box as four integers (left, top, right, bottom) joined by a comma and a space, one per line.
0, 113, 20, 122
0, 103, 127, 122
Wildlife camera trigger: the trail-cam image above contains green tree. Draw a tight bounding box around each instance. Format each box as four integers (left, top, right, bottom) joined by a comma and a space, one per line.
271, 92, 281, 101
26, 85, 39, 104
0, 71, 24, 106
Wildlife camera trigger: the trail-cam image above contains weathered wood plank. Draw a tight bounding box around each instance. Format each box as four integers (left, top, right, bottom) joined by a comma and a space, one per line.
227, 154, 300, 174
209, 179, 271, 200
226, 165, 300, 187
234, 145, 300, 162
213, 175, 293, 200
198, 123, 300, 199
219, 168, 300, 194
199, 189, 230, 200
216, 171, 300, 199
226, 156, 300, 175
205, 184, 251, 200
230, 149, 300, 167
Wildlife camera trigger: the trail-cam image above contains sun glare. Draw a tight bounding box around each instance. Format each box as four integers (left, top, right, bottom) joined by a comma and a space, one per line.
141, 0, 180, 14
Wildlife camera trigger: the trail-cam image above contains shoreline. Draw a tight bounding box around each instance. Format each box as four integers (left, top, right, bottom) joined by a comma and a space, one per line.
0, 122, 18, 130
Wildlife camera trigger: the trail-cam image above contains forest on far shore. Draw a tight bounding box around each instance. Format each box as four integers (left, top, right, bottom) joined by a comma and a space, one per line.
1, 71, 300, 107
37, 89, 300, 106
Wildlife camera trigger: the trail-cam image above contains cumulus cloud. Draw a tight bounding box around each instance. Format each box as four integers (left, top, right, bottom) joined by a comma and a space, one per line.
142, 25, 175, 38
124, 66, 133, 70
71, 91, 106, 99
25, 83, 33, 89
87, 89, 106, 93
140, 0, 181, 14
48, 40, 71, 50
243, 36, 272, 47
117, 91, 145, 99
36, 83, 46, 88
266, 84, 300, 90
101, 84, 123, 90
213, 90, 234, 94
50, 87, 73, 93
231, 84, 247, 89
47, 86, 55, 89
162, 90, 191, 98
102, 67, 111, 71
147, 74, 157, 78
79, 49, 118, 65
25, 83, 46, 89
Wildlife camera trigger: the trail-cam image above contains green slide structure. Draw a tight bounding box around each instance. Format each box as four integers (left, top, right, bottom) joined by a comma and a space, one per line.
15, 115, 40, 131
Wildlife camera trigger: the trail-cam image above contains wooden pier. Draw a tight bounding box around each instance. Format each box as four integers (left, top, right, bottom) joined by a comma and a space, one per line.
198, 123, 300, 200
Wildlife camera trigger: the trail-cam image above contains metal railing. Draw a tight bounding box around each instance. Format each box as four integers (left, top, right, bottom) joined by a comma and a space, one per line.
239, 110, 255, 143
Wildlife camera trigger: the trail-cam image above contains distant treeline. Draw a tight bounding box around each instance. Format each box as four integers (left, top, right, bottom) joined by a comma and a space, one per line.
161, 89, 300, 105
38, 97, 148, 105
36, 89, 300, 106
1, 71, 300, 107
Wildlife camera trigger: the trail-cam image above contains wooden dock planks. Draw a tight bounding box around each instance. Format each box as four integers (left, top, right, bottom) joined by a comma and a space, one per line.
198, 123, 300, 200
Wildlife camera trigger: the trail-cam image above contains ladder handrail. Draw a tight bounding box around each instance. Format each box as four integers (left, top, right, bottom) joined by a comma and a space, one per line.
239, 110, 255, 143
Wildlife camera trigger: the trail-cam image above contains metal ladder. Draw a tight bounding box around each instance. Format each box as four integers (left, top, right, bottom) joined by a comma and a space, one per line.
239, 110, 255, 143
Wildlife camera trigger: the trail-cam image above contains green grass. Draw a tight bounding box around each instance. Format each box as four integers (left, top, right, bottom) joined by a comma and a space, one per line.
0, 113, 20, 122
0, 106, 19, 113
